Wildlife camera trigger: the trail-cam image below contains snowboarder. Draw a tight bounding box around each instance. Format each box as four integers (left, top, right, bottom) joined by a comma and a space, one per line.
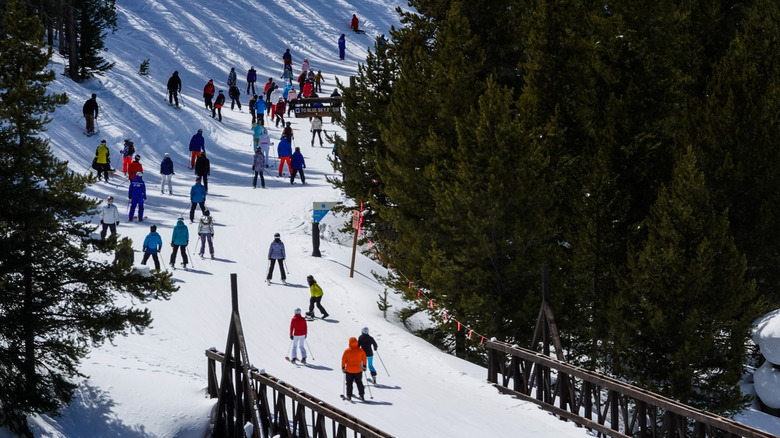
189, 177, 207, 223
99, 196, 120, 239
141, 225, 162, 270
358, 327, 379, 383
246, 66, 257, 95
305, 275, 328, 319
277, 136, 293, 176
167, 71, 182, 107
341, 337, 367, 401
93, 139, 111, 182
350, 14, 360, 32
290, 146, 306, 185
274, 98, 286, 127
189, 128, 205, 169
226, 67, 237, 87
314, 70, 324, 93
228, 83, 242, 111
203, 79, 215, 109
289, 308, 308, 364
213, 90, 225, 121
128, 171, 147, 222
311, 116, 323, 147
338, 34, 346, 60
160, 153, 174, 195
197, 210, 214, 259
282, 48, 292, 68
170, 217, 189, 269
194, 151, 211, 192
120, 139, 135, 175
301, 59, 310, 75
83, 93, 99, 135
128, 154, 143, 181
252, 146, 266, 189
266, 232, 286, 283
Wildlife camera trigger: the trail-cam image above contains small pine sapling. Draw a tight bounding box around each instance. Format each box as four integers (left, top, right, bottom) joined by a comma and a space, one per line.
377, 289, 392, 320
139, 59, 150, 76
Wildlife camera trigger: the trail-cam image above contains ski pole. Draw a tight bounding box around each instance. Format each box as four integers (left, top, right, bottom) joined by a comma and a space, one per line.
342, 372, 347, 399
186, 245, 196, 268
194, 234, 200, 255
285, 337, 294, 360
363, 370, 374, 399
375, 350, 390, 376
160, 249, 167, 270
304, 338, 315, 361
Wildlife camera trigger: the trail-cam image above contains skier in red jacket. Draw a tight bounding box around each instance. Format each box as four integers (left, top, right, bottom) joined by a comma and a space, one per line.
289, 308, 308, 364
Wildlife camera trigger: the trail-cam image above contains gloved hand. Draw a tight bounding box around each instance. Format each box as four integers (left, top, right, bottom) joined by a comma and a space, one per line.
128, 196, 132, 200
304, 334, 307, 339
100, 220, 104, 225
362, 365, 367, 372
172, 172, 175, 175
252, 165, 255, 171
211, 233, 214, 237
116, 221, 120, 225
143, 196, 147, 200
171, 243, 174, 248
342, 367, 346, 374
290, 335, 293, 340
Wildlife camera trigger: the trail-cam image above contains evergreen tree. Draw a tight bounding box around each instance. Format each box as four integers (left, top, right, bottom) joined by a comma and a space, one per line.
614, 147, 760, 413
76, 0, 116, 78
0, 0, 176, 434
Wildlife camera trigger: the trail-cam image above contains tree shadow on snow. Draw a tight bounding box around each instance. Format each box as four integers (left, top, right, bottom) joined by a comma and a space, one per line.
29, 381, 154, 437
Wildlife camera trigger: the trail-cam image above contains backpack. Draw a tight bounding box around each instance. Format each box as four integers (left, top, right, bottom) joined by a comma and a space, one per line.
282, 126, 293, 140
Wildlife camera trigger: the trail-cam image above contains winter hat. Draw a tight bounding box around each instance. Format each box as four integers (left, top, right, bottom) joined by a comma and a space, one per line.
134, 154, 141, 161
274, 232, 280, 238
106, 196, 114, 203
294, 308, 301, 315
286, 122, 291, 126
136, 172, 143, 177
196, 177, 201, 182
219, 90, 224, 94
251, 65, 254, 69
164, 153, 170, 157
306, 275, 315, 285
362, 327, 369, 335
100, 139, 106, 144
150, 225, 157, 232
197, 129, 203, 133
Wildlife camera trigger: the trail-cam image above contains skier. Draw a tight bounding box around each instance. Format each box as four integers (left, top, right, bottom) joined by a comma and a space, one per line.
189, 177, 207, 223
128, 171, 147, 222
226, 67, 237, 87
228, 83, 242, 111
274, 98, 286, 127
282, 48, 292, 68
195, 151, 211, 192
286, 87, 298, 116
341, 337, 367, 401
160, 153, 174, 195
266, 232, 286, 284
99, 196, 120, 239
128, 154, 143, 181
306, 69, 315, 84
252, 122, 265, 150
338, 34, 346, 60
350, 14, 360, 32
252, 146, 266, 189
254, 96, 266, 125
203, 79, 215, 109
94, 139, 111, 182
212, 90, 226, 121
248, 94, 258, 125
311, 116, 323, 147
83, 93, 99, 135
289, 308, 308, 364
282, 121, 294, 142
246, 66, 257, 95
263, 78, 276, 115
305, 275, 328, 319
290, 146, 306, 185
197, 210, 214, 259
141, 225, 162, 270
189, 128, 205, 169
120, 139, 135, 175
314, 70, 324, 93
358, 327, 379, 383
280, 64, 294, 86
258, 125, 271, 165
302, 80, 314, 98
167, 71, 182, 107
301, 58, 310, 75
277, 136, 293, 176
170, 217, 189, 269
297, 72, 307, 96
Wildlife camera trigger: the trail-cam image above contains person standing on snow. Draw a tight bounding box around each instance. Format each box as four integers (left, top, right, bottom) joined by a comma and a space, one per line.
350, 14, 359, 32
305, 275, 328, 319
203, 79, 215, 109
263, 78, 276, 115
297, 72, 307, 96
341, 337, 367, 401
167, 71, 182, 107
290, 146, 306, 185
128, 171, 147, 222
128, 154, 143, 181
282, 121, 294, 142
286, 87, 298, 116
311, 116, 324, 147
99, 196, 120, 239
189, 129, 205, 169
302, 80, 314, 98
170, 217, 189, 269
282, 48, 292, 69
338, 34, 346, 60
252, 146, 266, 189
189, 177, 207, 223
194, 152, 211, 192
254, 96, 266, 125
358, 327, 379, 383
197, 210, 215, 259
266, 232, 287, 284
120, 139, 135, 176
213, 90, 226, 121
160, 153, 175, 195
277, 136, 293, 176
141, 225, 162, 270
226, 67, 237, 87
301, 59, 310, 75
288, 308, 308, 364
280, 64, 294, 86
229, 83, 242, 111
246, 66, 257, 95
94, 139, 111, 182
259, 125, 271, 165
249, 94, 258, 125
83, 93, 99, 135
314, 70, 324, 93
274, 98, 287, 128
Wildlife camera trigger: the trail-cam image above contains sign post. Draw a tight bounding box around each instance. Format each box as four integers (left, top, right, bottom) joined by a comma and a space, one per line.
311, 202, 339, 257
349, 210, 360, 278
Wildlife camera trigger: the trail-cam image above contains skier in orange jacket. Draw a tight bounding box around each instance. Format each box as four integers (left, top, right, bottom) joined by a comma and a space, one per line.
341, 337, 367, 401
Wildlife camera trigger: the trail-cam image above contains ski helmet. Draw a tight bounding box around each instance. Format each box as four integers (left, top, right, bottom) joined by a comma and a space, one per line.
100, 139, 106, 144
106, 196, 114, 203
306, 275, 315, 285
150, 225, 157, 232
362, 327, 369, 335
134, 154, 141, 160
197, 129, 203, 133
164, 153, 170, 157
274, 232, 280, 238
294, 308, 301, 315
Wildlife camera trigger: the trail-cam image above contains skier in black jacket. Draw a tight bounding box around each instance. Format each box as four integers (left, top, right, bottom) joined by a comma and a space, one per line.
358, 327, 379, 383
194, 151, 211, 192
167, 71, 182, 107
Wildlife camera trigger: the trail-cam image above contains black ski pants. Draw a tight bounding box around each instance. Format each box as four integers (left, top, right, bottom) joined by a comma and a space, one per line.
141, 253, 160, 270
170, 244, 188, 265
308, 295, 327, 316
190, 201, 206, 222
253, 171, 265, 188
267, 258, 286, 280
345, 372, 364, 399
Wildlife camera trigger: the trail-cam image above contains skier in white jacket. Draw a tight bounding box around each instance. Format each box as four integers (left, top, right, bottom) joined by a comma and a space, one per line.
99, 196, 120, 239
197, 210, 215, 259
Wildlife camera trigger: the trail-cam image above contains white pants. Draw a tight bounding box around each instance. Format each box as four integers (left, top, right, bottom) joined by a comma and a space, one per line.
291, 335, 307, 360
161, 174, 173, 193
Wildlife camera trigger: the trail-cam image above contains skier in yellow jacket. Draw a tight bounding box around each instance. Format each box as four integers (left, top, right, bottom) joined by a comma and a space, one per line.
305, 275, 329, 319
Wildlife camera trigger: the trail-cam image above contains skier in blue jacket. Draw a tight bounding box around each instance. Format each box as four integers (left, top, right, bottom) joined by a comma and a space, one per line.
170, 217, 189, 269
189, 177, 207, 222
160, 153, 175, 195
141, 225, 163, 270
290, 147, 306, 185
128, 172, 147, 222
277, 137, 292, 176
254, 98, 266, 125
189, 129, 205, 169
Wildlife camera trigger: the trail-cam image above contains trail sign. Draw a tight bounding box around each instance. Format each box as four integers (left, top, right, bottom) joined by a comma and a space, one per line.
313, 202, 339, 223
